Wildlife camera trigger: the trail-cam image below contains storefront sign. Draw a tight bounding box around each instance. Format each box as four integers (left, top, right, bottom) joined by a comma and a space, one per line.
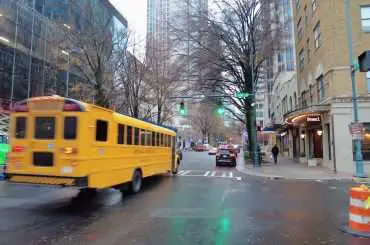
349, 122, 365, 140
306, 116, 321, 122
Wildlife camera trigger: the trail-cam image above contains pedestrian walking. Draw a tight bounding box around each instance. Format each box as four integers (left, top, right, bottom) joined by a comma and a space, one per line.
271, 145, 279, 164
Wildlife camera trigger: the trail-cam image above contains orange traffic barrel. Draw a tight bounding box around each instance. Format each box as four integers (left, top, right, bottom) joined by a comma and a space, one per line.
342, 185, 370, 238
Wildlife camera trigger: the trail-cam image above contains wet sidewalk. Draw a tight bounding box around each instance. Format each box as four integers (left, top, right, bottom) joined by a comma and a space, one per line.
237, 155, 354, 180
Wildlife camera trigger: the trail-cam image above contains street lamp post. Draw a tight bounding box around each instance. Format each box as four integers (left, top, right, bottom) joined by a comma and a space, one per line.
61, 50, 70, 97
345, 0, 365, 177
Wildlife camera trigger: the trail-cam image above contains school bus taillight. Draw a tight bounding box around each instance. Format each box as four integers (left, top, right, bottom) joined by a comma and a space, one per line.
12, 146, 25, 153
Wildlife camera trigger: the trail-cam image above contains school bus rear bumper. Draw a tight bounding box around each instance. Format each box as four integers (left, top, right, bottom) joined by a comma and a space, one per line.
7, 174, 88, 187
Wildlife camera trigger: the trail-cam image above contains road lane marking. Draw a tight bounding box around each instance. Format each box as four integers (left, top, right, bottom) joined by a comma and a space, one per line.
176, 170, 242, 180
179, 170, 191, 176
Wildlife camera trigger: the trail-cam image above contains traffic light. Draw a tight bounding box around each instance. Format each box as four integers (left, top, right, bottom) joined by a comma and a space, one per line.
180, 101, 187, 116
358, 50, 370, 72
217, 102, 225, 115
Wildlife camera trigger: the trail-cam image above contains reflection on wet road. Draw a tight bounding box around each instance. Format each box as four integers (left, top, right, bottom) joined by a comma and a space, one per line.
0, 152, 367, 245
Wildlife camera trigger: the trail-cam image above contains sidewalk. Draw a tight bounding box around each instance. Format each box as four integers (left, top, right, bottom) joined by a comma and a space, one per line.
237, 155, 354, 180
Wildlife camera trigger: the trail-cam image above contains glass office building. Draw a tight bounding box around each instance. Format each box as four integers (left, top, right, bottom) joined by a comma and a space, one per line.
0, 0, 127, 110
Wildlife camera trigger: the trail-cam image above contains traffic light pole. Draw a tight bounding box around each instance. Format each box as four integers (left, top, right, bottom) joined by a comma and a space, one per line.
345, 0, 365, 177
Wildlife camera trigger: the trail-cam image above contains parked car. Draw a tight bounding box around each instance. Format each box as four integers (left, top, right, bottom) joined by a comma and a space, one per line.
208, 147, 218, 155
216, 148, 237, 167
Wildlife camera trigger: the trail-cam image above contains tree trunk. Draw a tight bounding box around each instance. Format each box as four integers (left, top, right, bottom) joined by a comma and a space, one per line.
157, 103, 162, 124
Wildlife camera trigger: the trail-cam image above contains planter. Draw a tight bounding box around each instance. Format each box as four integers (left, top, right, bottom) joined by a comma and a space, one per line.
308, 158, 318, 167
299, 157, 307, 164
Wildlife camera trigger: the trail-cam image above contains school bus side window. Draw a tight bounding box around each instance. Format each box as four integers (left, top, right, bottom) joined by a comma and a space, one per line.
140, 129, 146, 146
156, 132, 160, 146
152, 132, 156, 146
96, 120, 108, 142
146, 131, 151, 146
127, 126, 132, 145
117, 124, 125, 144
161, 134, 164, 146
134, 127, 140, 145
15, 117, 27, 139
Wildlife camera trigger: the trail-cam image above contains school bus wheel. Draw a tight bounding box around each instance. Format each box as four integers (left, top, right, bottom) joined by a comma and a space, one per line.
172, 160, 180, 175
128, 169, 142, 194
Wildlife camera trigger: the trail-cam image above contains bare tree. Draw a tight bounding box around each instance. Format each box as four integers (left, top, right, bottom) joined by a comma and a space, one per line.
66, 0, 129, 108
171, 0, 284, 164
114, 36, 152, 118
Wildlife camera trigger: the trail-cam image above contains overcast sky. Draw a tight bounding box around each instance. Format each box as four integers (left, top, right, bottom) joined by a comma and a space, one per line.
110, 0, 147, 42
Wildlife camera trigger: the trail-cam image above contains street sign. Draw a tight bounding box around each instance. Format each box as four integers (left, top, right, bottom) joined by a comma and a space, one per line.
349, 122, 365, 140
235, 92, 250, 98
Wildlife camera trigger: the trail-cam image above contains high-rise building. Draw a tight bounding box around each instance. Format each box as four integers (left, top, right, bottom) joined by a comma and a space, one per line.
286, 0, 370, 174
262, 0, 298, 155
146, 0, 208, 85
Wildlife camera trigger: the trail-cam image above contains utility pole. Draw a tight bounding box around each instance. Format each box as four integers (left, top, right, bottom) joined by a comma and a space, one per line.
345, 0, 365, 177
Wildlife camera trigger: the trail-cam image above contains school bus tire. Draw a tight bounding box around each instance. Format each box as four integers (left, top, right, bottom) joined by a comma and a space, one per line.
172, 160, 180, 175
127, 169, 142, 194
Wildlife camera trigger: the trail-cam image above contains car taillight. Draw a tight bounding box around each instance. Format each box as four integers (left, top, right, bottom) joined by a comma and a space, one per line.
12, 146, 25, 153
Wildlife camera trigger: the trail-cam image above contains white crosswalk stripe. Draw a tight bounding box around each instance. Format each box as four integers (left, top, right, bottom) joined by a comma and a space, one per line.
176, 170, 241, 180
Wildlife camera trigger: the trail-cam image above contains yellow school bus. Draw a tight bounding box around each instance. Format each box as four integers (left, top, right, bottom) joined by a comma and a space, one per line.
7, 96, 180, 194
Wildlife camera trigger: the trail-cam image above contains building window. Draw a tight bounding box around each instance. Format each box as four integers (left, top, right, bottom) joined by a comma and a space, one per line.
361, 6, 370, 32
278, 51, 285, 72
366, 71, 370, 92
326, 124, 332, 161
354, 123, 370, 161
312, 0, 317, 13
286, 47, 295, 71
297, 18, 303, 41
317, 75, 324, 101
299, 48, 305, 71
313, 22, 322, 49
304, 5, 308, 26
307, 39, 311, 62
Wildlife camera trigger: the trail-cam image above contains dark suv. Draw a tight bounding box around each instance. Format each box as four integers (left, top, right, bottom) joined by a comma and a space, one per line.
216, 148, 237, 167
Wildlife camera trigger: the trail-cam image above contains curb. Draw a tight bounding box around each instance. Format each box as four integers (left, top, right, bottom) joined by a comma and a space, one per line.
236, 164, 354, 181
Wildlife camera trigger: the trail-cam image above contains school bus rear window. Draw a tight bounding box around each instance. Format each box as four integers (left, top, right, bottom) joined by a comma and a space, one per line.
35, 117, 55, 139
64, 117, 77, 139
15, 117, 27, 139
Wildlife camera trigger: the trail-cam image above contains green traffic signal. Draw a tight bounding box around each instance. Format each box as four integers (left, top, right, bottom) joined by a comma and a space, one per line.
217, 107, 225, 115
235, 92, 250, 98
180, 102, 187, 116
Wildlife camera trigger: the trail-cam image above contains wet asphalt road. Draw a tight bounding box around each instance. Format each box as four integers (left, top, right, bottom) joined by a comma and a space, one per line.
0, 152, 368, 245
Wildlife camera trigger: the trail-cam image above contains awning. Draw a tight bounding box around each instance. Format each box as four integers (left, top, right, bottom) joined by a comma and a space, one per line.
284, 104, 330, 125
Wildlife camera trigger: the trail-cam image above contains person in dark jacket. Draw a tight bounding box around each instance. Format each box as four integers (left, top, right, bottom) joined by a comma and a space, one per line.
271, 145, 279, 164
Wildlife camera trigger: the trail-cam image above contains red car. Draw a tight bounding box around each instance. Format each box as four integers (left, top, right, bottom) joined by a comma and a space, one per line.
194, 144, 206, 152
